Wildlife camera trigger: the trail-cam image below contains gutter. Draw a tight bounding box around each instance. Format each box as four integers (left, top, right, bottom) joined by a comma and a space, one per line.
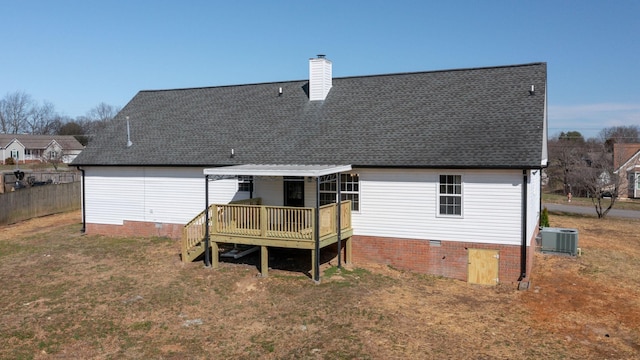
76, 166, 86, 233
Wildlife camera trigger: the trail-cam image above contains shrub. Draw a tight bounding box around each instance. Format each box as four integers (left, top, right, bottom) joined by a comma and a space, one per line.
4, 157, 15, 165
540, 207, 550, 227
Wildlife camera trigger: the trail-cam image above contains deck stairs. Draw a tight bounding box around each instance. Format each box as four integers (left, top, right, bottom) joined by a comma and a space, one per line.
181, 198, 262, 263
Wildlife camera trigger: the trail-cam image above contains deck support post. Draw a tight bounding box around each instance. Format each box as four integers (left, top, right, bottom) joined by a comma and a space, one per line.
211, 241, 219, 269
261, 246, 269, 277
311, 248, 317, 281
345, 236, 352, 264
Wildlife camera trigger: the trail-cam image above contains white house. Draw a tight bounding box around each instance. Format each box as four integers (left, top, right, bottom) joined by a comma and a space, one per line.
72, 57, 548, 285
0, 135, 84, 164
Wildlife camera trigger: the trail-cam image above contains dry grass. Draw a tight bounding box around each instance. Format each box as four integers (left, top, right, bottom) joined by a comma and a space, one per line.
0, 211, 638, 359
543, 192, 640, 211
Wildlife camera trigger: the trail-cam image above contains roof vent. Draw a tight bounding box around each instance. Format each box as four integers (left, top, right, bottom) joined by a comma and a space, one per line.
309, 55, 332, 101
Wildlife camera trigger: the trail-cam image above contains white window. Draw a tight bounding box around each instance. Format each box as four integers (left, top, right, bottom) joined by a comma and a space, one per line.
238, 176, 253, 192
438, 174, 462, 216
49, 151, 58, 159
319, 173, 359, 211
10, 149, 19, 159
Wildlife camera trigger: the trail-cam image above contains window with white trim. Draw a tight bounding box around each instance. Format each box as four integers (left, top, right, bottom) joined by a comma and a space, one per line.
319, 173, 360, 211
237, 176, 253, 192
438, 174, 462, 216
10, 149, 19, 159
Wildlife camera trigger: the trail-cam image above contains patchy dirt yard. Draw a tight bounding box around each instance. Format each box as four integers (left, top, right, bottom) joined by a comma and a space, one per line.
0, 210, 639, 359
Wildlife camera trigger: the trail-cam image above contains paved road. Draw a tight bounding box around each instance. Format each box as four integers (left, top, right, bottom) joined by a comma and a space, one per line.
543, 203, 640, 219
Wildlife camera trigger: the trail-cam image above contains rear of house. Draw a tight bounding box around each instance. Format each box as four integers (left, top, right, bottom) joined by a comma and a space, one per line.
72, 57, 548, 285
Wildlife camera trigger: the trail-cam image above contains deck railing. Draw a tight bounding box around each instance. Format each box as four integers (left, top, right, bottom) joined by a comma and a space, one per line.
182, 199, 352, 262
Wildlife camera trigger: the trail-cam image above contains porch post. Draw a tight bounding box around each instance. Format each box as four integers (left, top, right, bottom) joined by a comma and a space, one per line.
337, 172, 342, 267
314, 176, 321, 282
204, 175, 211, 268
261, 246, 269, 277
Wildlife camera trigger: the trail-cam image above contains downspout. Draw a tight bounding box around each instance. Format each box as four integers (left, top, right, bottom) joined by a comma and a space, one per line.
204, 175, 211, 267
314, 176, 321, 282
336, 173, 342, 268
519, 169, 528, 282
76, 166, 86, 233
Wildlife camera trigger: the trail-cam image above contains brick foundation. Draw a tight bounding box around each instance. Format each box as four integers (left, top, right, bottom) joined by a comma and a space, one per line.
86, 221, 183, 239
85, 220, 539, 284
352, 235, 536, 284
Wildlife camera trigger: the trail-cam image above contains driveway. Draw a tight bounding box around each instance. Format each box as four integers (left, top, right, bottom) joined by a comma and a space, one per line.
543, 203, 640, 219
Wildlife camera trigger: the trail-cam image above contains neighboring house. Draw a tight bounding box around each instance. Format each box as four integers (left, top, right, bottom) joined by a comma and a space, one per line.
72, 57, 548, 285
614, 143, 640, 199
0, 135, 84, 164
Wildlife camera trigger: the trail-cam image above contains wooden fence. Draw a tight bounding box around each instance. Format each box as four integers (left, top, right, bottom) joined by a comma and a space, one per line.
0, 182, 80, 225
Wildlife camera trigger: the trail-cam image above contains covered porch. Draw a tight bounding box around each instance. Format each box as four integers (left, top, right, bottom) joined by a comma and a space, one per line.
181, 164, 354, 282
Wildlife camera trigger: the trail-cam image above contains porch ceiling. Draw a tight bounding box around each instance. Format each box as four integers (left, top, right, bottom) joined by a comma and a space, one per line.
203, 164, 352, 177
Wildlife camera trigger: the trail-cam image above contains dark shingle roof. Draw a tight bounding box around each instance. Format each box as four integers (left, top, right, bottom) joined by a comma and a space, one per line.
72, 62, 547, 168
0, 134, 84, 150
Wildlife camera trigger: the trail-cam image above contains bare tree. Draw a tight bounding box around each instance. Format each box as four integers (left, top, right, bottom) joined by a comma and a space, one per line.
81, 102, 121, 143
43, 145, 65, 171
26, 101, 58, 135
547, 129, 630, 218
572, 141, 622, 219
600, 125, 640, 152
547, 131, 586, 194
0, 91, 33, 134
87, 102, 120, 122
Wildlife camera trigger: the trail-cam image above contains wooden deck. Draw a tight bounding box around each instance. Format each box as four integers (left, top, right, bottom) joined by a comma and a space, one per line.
182, 199, 353, 280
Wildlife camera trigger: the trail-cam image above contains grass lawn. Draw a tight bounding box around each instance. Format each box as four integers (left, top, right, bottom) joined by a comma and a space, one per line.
1, 211, 639, 359
543, 192, 640, 211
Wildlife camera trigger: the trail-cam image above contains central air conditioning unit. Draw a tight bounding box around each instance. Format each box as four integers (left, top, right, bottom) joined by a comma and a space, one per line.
539, 227, 579, 256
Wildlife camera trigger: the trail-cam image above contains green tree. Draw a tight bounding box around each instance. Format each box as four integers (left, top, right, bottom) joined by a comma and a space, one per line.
58, 121, 88, 146
559, 131, 585, 143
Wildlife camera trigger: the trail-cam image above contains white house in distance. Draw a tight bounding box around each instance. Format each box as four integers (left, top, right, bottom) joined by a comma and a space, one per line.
0, 134, 84, 164
72, 56, 548, 286
613, 143, 640, 199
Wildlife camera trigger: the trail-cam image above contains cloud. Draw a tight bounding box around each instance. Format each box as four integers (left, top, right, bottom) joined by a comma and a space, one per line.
548, 103, 640, 138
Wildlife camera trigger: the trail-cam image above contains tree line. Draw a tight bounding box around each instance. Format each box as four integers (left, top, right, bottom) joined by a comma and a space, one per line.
547, 125, 640, 218
0, 90, 120, 146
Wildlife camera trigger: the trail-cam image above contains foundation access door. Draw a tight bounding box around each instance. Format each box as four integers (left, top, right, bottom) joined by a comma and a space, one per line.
467, 249, 499, 285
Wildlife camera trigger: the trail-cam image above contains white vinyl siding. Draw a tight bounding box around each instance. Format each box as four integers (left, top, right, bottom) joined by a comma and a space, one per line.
253, 176, 317, 207
6, 141, 24, 162
84, 167, 238, 225
352, 168, 524, 246
254, 177, 282, 206
84, 166, 535, 247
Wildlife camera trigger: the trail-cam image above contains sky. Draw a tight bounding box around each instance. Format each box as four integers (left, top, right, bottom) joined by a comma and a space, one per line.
1, 1, 639, 139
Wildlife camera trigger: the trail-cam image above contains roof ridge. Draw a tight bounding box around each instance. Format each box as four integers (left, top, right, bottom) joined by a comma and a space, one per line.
136, 62, 546, 94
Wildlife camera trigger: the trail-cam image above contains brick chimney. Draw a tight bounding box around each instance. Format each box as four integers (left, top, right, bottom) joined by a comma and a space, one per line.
309, 55, 332, 101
